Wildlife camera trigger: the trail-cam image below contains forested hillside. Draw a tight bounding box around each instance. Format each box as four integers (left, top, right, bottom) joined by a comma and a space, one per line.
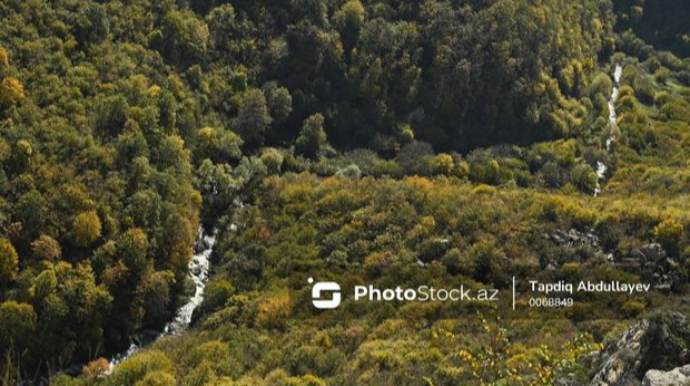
614, 0, 690, 57
1, 0, 690, 385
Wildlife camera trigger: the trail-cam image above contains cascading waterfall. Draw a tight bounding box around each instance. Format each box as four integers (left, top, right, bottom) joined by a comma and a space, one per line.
594, 64, 623, 197
106, 227, 217, 372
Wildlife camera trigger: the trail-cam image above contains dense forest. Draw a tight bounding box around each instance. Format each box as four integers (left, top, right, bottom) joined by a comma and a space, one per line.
1, 0, 690, 385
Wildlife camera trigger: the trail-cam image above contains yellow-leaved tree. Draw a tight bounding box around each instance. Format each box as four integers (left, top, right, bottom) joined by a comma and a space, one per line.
71, 212, 102, 248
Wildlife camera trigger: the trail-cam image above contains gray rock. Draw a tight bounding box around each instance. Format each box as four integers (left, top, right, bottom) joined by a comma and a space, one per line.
642, 365, 690, 386
637, 244, 665, 263
590, 320, 648, 386
590, 312, 690, 386
195, 237, 211, 253
635, 249, 649, 265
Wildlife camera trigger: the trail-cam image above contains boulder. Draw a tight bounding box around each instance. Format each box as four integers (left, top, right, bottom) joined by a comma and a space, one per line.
195, 236, 211, 253
636, 244, 665, 263
642, 365, 690, 386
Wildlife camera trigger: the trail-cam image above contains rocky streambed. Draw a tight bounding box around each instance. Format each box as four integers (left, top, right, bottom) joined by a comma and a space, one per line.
106, 227, 217, 372
594, 64, 623, 197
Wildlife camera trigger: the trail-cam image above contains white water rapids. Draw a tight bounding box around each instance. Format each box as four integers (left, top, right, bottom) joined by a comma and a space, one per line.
594, 64, 623, 197
107, 227, 217, 372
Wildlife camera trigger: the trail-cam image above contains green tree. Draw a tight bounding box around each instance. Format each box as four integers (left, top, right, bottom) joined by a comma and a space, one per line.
234, 89, 272, 147
75, 3, 110, 46
96, 96, 130, 135
206, 4, 239, 55
0, 239, 19, 286
15, 190, 45, 236
162, 214, 194, 282
296, 113, 327, 159
157, 135, 190, 174
195, 127, 243, 164
157, 11, 209, 69
136, 271, 174, 327
31, 235, 61, 261
157, 90, 178, 133
118, 229, 149, 275
335, 0, 366, 52
261, 148, 284, 175
0, 46, 9, 70
263, 82, 293, 124
0, 302, 36, 351
0, 77, 25, 109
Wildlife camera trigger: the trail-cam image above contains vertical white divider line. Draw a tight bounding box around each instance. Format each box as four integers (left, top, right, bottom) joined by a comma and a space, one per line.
513, 276, 515, 310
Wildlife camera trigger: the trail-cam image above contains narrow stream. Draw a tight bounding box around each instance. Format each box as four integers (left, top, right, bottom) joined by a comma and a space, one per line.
107, 227, 217, 372
594, 64, 623, 197
83, 65, 625, 376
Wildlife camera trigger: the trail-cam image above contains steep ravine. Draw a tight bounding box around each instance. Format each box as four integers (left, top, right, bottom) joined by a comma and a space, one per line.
106, 227, 217, 372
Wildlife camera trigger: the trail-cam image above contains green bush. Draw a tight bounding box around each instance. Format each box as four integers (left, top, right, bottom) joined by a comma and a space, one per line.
109, 351, 174, 386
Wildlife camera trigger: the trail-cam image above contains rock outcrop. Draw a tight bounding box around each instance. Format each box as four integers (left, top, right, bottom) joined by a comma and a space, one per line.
635, 243, 680, 292
591, 312, 690, 386
549, 229, 604, 252
642, 365, 690, 386
591, 319, 649, 386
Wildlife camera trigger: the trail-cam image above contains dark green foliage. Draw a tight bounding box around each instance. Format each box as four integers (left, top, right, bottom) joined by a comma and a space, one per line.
614, 0, 690, 57
296, 114, 327, 160
156, 11, 209, 70
233, 89, 272, 148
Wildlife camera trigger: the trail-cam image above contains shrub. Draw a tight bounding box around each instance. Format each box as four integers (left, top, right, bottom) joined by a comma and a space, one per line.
633, 75, 655, 104
443, 248, 474, 276
617, 84, 632, 99
620, 300, 646, 318
396, 141, 434, 176
83, 358, 109, 379
654, 67, 671, 84
255, 293, 293, 329
654, 219, 684, 255
202, 279, 236, 313
181, 361, 217, 386
654, 91, 671, 106
570, 163, 598, 194
434, 153, 455, 176
109, 350, 174, 386
0, 239, 19, 285
560, 262, 581, 281
185, 341, 235, 375
470, 237, 507, 286
334, 164, 362, 179
31, 235, 62, 262
261, 148, 285, 175
133, 371, 176, 386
